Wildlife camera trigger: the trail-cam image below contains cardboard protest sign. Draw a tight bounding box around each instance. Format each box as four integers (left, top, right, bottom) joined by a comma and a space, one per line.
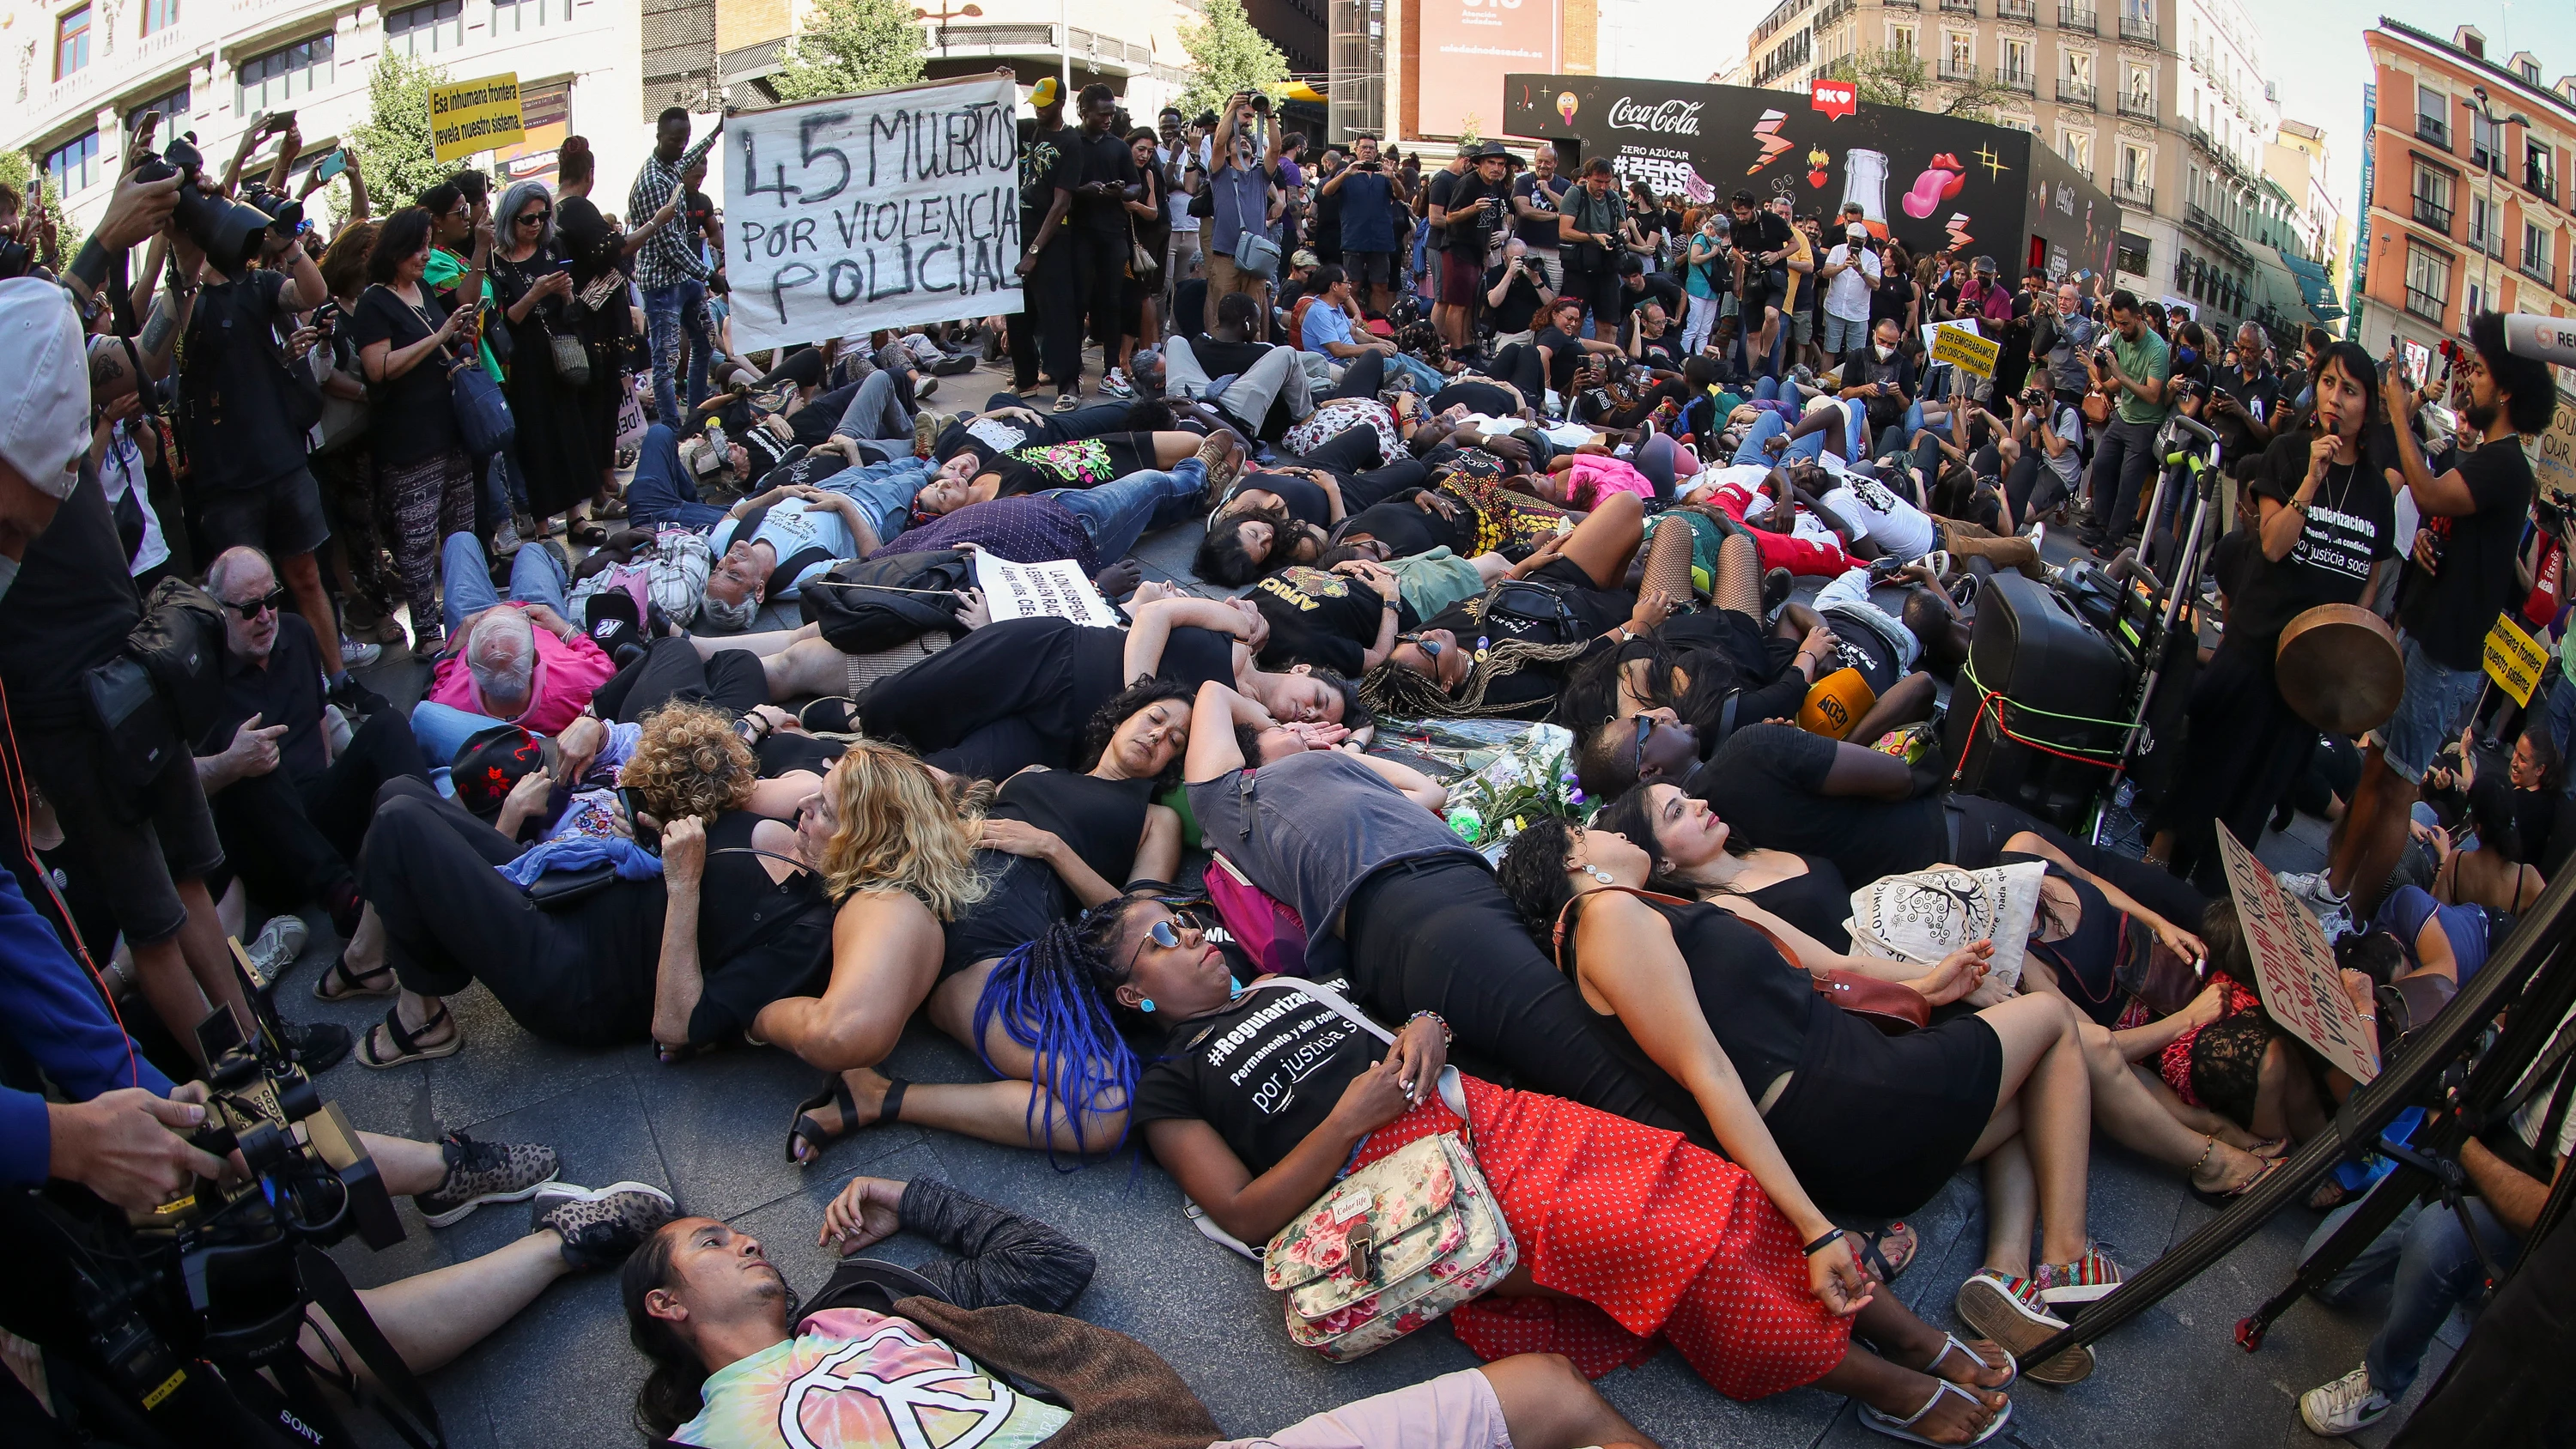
2217, 824, 2379, 1085
2486, 613, 2549, 707
727, 76, 1022, 349
1931, 323, 2001, 378
973, 552, 1120, 627
429, 74, 524, 165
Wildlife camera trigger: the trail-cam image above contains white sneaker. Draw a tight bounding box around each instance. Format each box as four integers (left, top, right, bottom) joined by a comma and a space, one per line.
2025, 521, 2046, 553
339, 639, 384, 669
1101, 368, 1136, 399
2276, 869, 2337, 904
244, 914, 309, 984
2299, 1366, 2391, 1437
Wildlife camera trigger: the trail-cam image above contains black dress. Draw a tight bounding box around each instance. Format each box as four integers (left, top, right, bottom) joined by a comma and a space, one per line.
941, 769, 1152, 979
1742, 853, 1851, 953
690, 812, 835, 1040
1566, 894, 2002, 1217
489, 250, 598, 519
553, 193, 631, 471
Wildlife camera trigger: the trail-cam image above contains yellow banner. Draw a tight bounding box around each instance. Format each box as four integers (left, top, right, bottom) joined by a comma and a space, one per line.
2485, 613, 2549, 707
429, 73, 524, 165
1930, 324, 1999, 378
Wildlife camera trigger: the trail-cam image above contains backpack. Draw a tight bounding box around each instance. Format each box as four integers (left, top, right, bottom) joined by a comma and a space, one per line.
798, 548, 973, 654
1203, 852, 1308, 979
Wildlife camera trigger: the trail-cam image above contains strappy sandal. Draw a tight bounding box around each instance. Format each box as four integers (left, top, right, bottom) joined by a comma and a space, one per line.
1861, 1377, 2012, 1446
313, 954, 398, 1002
2190, 1135, 2289, 1206
568, 520, 609, 548
356, 1003, 459, 1069
786, 1074, 907, 1165
1850, 1220, 1918, 1284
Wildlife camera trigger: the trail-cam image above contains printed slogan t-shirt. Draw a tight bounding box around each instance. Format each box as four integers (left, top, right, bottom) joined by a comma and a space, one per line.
1133, 977, 1376, 1175
671, 1307, 1072, 1449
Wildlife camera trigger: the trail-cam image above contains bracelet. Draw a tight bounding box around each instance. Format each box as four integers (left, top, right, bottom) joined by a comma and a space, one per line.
68, 236, 112, 291
1404, 1010, 1452, 1048
1801, 1229, 1845, 1258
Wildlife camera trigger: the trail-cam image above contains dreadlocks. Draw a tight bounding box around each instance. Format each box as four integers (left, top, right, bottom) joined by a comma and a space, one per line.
1359, 589, 1600, 719
969, 895, 1159, 1169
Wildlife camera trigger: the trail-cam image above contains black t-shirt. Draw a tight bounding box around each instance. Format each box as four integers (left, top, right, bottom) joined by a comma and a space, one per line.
1513, 173, 1571, 249
1419, 555, 1625, 714
1872, 272, 1915, 326
1250, 566, 1414, 676
1132, 979, 1376, 1175
1534, 325, 1587, 397
1070, 128, 1142, 235
1234, 471, 1334, 527
2208, 364, 2279, 461
1431, 379, 1518, 417
1635, 328, 1683, 373
1814, 605, 1905, 694
1336, 492, 1463, 559
349, 283, 459, 467
0, 474, 143, 728
690, 813, 834, 1043
2399, 435, 2537, 671
2228, 432, 2398, 652
1018, 122, 1078, 235
1480, 263, 1552, 336
204, 613, 331, 790
1686, 722, 1946, 888
1425, 169, 1460, 253
1443, 174, 1510, 264
1734, 212, 1794, 267
1623, 273, 1683, 328
178, 268, 313, 492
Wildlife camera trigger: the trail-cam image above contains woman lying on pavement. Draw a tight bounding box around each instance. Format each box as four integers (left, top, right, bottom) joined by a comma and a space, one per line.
1045, 893, 2021, 1444
782, 684, 1192, 1164
1194, 434, 1438, 585
625, 1172, 1666, 1449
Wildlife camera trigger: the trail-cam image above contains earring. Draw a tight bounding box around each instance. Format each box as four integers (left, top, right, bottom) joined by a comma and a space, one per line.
1139, 998, 1157, 1014
1586, 866, 1616, 884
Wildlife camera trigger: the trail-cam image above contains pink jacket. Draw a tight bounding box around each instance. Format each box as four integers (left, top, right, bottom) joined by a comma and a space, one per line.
428, 605, 616, 735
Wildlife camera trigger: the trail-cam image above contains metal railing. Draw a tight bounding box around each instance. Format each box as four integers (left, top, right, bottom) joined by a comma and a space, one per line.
2522, 254, 2556, 289
2065, 160, 2095, 181
1938, 58, 1979, 82
2527, 167, 2559, 206
2111, 177, 2154, 209
2403, 285, 2447, 323
2119, 13, 2158, 45
2117, 91, 2155, 119
1941, 0, 1978, 14
1998, 65, 2037, 93
1998, 0, 2036, 18
2470, 145, 2506, 176
2057, 76, 2097, 108
2057, 1, 2095, 28
2411, 195, 2452, 233
2415, 114, 2451, 149
2469, 226, 2505, 259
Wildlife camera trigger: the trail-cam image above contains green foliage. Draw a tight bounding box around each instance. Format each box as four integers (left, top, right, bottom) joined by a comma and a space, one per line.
0, 151, 30, 196
771, 0, 927, 102
1822, 47, 2014, 121
348, 53, 457, 207
1174, 0, 1289, 122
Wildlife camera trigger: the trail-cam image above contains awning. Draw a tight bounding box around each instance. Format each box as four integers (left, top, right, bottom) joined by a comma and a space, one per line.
1282, 82, 1327, 104
2275, 248, 2346, 322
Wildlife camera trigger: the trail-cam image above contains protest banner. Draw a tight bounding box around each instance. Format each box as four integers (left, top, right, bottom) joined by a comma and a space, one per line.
726, 76, 1022, 350
1930, 322, 2000, 378
973, 552, 1120, 627
429, 74, 524, 165
2217, 824, 2379, 1085
2485, 613, 2549, 707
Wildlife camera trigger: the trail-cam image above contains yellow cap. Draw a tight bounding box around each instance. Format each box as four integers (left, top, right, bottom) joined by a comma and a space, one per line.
1030, 77, 1061, 109
1797, 667, 1879, 741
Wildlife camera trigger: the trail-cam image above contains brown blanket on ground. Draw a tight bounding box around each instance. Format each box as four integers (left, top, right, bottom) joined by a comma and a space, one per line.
895, 1297, 1224, 1449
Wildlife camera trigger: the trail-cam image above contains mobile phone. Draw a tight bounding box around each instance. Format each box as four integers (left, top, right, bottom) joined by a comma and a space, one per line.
314, 149, 349, 183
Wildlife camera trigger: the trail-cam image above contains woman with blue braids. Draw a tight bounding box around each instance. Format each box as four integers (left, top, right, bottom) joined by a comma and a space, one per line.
785, 681, 1194, 1162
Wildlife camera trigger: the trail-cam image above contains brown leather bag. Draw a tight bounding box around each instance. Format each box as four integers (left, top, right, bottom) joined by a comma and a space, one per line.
1550, 885, 1929, 1035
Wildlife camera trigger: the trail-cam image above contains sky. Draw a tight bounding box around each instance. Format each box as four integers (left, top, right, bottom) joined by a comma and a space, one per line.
1613, 0, 2576, 227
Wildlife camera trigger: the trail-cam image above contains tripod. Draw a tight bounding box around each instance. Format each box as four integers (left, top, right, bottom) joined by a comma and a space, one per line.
2088, 411, 2220, 848
2020, 865, 2576, 1367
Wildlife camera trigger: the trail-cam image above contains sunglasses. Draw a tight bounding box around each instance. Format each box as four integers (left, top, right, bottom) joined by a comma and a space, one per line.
516, 209, 551, 226
1127, 909, 1204, 975
1400, 633, 1444, 660
223, 587, 288, 620
1631, 712, 1659, 778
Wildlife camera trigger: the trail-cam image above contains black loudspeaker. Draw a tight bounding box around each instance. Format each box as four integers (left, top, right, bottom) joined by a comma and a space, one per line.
1942, 572, 2130, 833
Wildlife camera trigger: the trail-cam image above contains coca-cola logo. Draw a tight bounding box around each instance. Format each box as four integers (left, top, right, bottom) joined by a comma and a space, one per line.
1605, 98, 1703, 136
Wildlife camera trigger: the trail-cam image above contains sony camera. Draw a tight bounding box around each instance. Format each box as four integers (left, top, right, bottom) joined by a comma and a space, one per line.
126, 135, 276, 278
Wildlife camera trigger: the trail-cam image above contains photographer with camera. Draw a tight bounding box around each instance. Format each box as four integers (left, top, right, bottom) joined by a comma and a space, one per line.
2074, 288, 2172, 557
2000, 379, 2084, 528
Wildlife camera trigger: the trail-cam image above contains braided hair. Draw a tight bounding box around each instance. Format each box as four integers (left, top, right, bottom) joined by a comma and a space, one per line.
969, 895, 1160, 1169
1359, 587, 1599, 719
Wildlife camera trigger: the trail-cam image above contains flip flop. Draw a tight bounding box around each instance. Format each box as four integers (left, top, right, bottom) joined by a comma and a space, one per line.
1860, 1377, 2013, 1446
356, 1003, 459, 1069
314, 954, 398, 1002
1920, 1331, 2017, 1390
786, 1074, 907, 1165
2191, 1151, 2288, 1207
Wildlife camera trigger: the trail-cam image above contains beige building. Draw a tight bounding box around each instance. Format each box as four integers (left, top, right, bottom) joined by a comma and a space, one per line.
714, 0, 1210, 120
2265, 116, 2350, 328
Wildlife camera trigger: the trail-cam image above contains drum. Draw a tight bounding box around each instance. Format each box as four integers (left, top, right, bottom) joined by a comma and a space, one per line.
2275, 603, 2404, 735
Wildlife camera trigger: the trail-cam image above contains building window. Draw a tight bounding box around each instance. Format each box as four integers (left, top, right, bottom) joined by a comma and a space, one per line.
2124, 63, 2151, 112
2120, 142, 2148, 185
2063, 50, 2093, 85
385, 0, 464, 57
2414, 86, 2448, 149
2530, 140, 2560, 201
1998, 115, 2035, 132
2062, 130, 2093, 173
2470, 110, 2502, 172
43, 130, 99, 195
125, 82, 189, 133
2410, 165, 2452, 232
491, 0, 571, 36
1890, 22, 1917, 55
2404, 244, 2450, 322
235, 33, 333, 114
2524, 221, 2551, 278
2469, 195, 2502, 257
54, 5, 91, 79
140, 0, 178, 36
2117, 230, 2149, 275
2002, 38, 2032, 84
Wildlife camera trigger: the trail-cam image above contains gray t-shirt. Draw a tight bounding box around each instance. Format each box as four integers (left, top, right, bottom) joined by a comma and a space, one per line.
1187, 751, 1481, 977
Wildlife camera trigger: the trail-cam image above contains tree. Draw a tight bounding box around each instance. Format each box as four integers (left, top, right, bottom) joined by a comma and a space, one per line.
1174, 0, 1288, 123
772, 0, 926, 102
1822, 47, 2015, 122
348, 52, 456, 207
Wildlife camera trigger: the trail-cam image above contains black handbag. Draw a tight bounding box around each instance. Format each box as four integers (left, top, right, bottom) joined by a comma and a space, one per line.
82, 655, 181, 803
526, 862, 619, 910
798, 549, 974, 654
1479, 579, 1584, 646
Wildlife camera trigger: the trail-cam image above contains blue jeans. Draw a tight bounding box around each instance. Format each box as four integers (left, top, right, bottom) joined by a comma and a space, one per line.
1728, 408, 1833, 467
1041, 458, 1206, 563
2378, 633, 2488, 785
814, 456, 933, 552
642, 283, 689, 426
411, 700, 511, 775
439, 530, 568, 639
1382, 351, 1445, 396
623, 424, 726, 531
828, 370, 915, 462
675, 277, 713, 415
2307, 1191, 2518, 1398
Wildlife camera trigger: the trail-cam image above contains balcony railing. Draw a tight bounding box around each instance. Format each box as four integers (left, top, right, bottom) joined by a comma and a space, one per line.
2404, 285, 2447, 324
2119, 14, 2158, 45
2065, 160, 2095, 181
2117, 91, 2156, 119
2057, 77, 2097, 108
2415, 114, 2451, 149
1998, 66, 2037, 94
1941, 0, 1978, 14
2470, 145, 2506, 175
2111, 176, 2154, 209
1997, 0, 2036, 18
1938, 58, 1979, 82
1881, 0, 1918, 8
2468, 227, 2505, 259
2528, 167, 2559, 205
2412, 195, 2453, 233
2523, 255, 2556, 289
2057, 2, 2096, 28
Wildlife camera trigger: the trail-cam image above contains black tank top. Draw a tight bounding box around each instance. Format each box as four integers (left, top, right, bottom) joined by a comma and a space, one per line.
992, 768, 1153, 886
690, 812, 834, 1040
2009, 852, 2126, 1027
1743, 853, 1851, 953
1563, 894, 1832, 1113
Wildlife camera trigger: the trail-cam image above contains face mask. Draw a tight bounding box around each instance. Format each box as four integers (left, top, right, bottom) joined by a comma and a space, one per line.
2177, 346, 2199, 366
1874, 343, 1895, 361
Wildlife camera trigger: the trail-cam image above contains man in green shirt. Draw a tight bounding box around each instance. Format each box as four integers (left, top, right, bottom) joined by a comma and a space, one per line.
2077, 288, 2172, 555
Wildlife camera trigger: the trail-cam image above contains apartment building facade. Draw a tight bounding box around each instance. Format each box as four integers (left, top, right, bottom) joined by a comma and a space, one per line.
1727, 0, 2317, 342
12, 0, 655, 238
2355, 20, 2576, 380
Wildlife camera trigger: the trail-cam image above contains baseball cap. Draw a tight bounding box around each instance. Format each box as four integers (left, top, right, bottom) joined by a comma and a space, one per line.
0, 278, 89, 501
1847, 223, 1868, 240
449, 724, 556, 821
1030, 76, 1062, 109
1291, 249, 1320, 269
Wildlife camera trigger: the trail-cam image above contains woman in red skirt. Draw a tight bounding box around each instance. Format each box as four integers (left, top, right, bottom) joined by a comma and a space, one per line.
1003, 894, 2020, 1446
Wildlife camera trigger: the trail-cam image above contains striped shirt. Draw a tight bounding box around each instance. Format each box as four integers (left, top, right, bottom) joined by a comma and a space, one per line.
627, 129, 721, 290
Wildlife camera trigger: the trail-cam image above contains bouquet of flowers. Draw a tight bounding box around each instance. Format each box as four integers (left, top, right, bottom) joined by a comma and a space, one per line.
1425, 721, 1590, 862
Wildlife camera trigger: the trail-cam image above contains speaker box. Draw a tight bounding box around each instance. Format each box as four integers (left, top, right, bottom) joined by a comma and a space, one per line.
1942, 572, 2130, 833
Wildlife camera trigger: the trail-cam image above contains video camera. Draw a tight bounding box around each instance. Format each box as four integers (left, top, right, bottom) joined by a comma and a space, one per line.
126, 135, 279, 279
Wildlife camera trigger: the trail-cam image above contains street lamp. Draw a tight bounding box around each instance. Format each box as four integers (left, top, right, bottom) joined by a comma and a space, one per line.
912, 3, 981, 57
2462, 86, 2532, 317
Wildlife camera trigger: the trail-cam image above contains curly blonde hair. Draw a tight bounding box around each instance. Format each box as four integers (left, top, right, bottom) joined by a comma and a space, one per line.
813, 739, 990, 920
618, 701, 758, 824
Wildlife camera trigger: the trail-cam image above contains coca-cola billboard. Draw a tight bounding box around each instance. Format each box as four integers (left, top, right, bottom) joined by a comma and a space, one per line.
1605, 97, 1703, 136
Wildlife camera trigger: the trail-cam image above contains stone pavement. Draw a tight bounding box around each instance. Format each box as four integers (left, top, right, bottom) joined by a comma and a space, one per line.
308, 362, 2445, 1447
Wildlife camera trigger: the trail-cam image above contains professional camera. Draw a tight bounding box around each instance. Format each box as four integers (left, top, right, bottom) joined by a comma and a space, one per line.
241, 183, 306, 241
126, 135, 275, 278
0, 235, 28, 279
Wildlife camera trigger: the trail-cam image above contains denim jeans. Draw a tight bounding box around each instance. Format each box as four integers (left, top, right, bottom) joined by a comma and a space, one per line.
812, 456, 933, 553
1728, 407, 1838, 466
2379, 632, 2491, 785
1382, 351, 1445, 397
642, 283, 688, 425
1041, 457, 1206, 563
675, 276, 714, 415
1821, 312, 1870, 355
439, 530, 568, 639
2085, 415, 2165, 545
623, 423, 727, 532
828, 370, 915, 463
2307, 1191, 2518, 1398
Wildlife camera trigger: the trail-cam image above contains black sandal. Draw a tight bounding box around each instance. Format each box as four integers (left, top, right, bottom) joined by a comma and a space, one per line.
1851, 1220, 1918, 1284
356, 1003, 459, 1069
313, 954, 398, 1002
786, 1074, 907, 1165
